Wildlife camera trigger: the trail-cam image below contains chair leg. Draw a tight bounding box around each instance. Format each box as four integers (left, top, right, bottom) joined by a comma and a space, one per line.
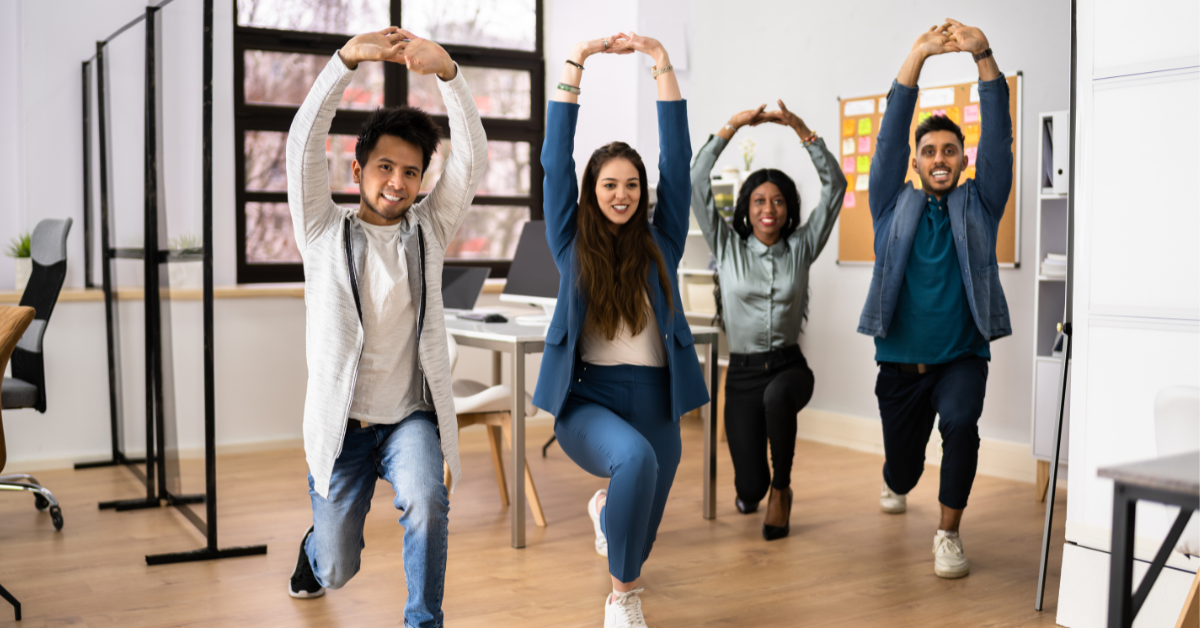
0, 580, 20, 621
487, 425, 510, 506
717, 365, 727, 443
443, 461, 452, 491
1177, 570, 1200, 628
500, 419, 547, 527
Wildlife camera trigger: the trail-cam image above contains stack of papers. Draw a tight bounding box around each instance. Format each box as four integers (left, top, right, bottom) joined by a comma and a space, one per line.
1041, 253, 1067, 278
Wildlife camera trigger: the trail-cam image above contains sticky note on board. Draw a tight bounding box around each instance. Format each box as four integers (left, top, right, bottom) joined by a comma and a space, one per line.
856, 174, 870, 191
918, 111, 932, 124
919, 87, 956, 108
964, 125, 981, 144
878, 97, 888, 114
964, 146, 978, 166
932, 109, 947, 118
846, 175, 855, 190
856, 155, 871, 174
945, 107, 961, 124
842, 138, 856, 156
963, 104, 980, 123
843, 119, 856, 137
842, 157, 855, 173
843, 191, 856, 208
858, 136, 871, 153
969, 83, 980, 102
844, 99, 875, 116
857, 118, 872, 135
960, 166, 976, 184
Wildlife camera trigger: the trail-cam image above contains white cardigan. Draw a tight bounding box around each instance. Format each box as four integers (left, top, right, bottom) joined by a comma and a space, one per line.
286, 54, 487, 498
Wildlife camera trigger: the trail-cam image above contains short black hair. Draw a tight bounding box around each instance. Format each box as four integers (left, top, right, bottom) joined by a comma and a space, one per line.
355, 106, 442, 173
732, 168, 802, 241
914, 114, 965, 149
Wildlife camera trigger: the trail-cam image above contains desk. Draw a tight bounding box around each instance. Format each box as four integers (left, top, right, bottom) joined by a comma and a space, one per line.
445, 318, 722, 548
1098, 451, 1200, 627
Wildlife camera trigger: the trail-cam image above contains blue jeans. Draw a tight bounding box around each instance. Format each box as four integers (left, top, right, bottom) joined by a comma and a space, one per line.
876, 356, 989, 510
553, 362, 681, 583
305, 411, 448, 628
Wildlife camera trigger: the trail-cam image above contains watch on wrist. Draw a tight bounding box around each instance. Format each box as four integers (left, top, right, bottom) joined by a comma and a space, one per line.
723, 123, 736, 133
972, 47, 993, 63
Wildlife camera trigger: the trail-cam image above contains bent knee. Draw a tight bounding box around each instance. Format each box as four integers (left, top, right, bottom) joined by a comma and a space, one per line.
314, 557, 358, 590
612, 440, 658, 478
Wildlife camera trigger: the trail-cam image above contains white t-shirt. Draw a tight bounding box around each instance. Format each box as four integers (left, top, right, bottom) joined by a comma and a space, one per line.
348, 218, 431, 423
580, 297, 667, 367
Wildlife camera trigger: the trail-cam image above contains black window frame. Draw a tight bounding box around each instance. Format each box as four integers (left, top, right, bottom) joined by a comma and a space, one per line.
233, 0, 544, 283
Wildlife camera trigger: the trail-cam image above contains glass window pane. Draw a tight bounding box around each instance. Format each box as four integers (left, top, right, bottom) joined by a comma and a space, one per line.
245, 202, 301, 263
408, 67, 531, 119
402, 0, 535, 51
245, 50, 383, 110
446, 206, 529, 258
421, 140, 530, 196
236, 0, 387, 35
245, 131, 360, 194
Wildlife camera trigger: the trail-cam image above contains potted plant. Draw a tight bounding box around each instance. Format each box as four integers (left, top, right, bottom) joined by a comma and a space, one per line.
6, 232, 31, 292
168, 233, 204, 288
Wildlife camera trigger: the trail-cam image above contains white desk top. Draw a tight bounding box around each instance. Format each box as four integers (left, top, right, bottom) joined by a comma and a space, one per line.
444, 317, 722, 344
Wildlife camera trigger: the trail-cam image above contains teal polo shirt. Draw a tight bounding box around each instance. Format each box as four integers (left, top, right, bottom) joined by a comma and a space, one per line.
874, 195, 990, 364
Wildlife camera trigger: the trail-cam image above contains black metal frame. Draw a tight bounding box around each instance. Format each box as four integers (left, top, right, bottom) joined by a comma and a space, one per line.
76, 0, 266, 565
1106, 482, 1199, 627
232, 0, 545, 283
81, 61, 94, 289
0, 582, 19, 621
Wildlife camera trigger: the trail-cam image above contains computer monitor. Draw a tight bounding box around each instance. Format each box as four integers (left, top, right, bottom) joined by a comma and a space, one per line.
441, 265, 491, 312
500, 220, 560, 323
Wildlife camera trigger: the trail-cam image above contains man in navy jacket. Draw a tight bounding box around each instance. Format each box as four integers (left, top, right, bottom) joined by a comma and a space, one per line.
859, 19, 1012, 580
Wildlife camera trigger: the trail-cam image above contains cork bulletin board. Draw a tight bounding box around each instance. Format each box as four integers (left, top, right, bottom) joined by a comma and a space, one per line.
836, 74, 1021, 265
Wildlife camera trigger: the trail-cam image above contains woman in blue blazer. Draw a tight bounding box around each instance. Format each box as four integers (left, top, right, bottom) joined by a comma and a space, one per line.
531, 32, 708, 628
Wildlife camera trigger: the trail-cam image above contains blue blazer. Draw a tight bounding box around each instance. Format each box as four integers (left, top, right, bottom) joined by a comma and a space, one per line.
531, 99, 709, 421
858, 78, 1013, 341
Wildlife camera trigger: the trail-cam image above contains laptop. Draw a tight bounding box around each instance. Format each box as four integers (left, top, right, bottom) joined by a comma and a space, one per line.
441, 266, 491, 313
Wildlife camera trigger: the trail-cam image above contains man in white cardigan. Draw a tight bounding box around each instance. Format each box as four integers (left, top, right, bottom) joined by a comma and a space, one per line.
284, 27, 487, 628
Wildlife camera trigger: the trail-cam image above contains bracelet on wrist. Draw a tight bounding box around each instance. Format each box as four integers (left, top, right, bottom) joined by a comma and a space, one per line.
556, 82, 581, 95
651, 64, 674, 79
723, 123, 736, 133
972, 47, 993, 63
565, 59, 584, 70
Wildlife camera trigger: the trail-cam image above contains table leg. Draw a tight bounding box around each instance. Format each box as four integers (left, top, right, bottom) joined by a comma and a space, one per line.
1108, 482, 1137, 628
511, 345, 526, 549
703, 340, 718, 520
492, 351, 502, 387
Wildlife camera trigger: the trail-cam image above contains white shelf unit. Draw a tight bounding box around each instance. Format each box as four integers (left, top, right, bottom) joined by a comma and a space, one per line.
677, 176, 738, 358
1030, 110, 1071, 464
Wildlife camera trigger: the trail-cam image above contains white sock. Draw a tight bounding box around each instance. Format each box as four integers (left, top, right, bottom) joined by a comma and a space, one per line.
937, 530, 959, 538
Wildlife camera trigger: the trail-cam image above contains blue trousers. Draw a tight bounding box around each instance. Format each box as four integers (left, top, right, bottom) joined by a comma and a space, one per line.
553, 362, 681, 583
875, 355, 989, 510
305, 411, 449, 628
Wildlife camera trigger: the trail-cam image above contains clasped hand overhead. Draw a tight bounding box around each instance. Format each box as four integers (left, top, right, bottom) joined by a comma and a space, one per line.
338, 26, 457, 81
720, 100, 813, 141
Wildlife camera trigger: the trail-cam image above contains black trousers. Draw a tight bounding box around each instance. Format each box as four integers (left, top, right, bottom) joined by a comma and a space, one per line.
875, 355, 988, 510
724, 345, 815, 504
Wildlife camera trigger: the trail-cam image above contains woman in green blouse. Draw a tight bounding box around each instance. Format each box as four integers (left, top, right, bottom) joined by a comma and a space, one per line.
689, 100, 847, 540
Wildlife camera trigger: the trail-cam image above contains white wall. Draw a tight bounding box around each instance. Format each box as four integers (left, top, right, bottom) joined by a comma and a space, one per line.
685, 0, 1071, 446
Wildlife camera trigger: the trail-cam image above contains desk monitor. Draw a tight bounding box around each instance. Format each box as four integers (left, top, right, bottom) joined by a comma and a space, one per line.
441, 265, 491, 312
500, 220, 560, 323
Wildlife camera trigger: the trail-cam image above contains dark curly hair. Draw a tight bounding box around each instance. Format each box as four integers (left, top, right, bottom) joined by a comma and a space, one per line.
731, 168, 802, 241
355, 106, 442, 172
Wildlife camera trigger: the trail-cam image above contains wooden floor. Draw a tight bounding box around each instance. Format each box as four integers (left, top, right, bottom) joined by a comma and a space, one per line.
0, 418, 1067, 627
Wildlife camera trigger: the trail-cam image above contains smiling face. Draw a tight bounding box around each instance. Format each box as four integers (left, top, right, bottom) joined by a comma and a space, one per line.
748, 181, 787, 245
912, 130, 967, 199
594, 157, 642, 230
352, 134, 424, 225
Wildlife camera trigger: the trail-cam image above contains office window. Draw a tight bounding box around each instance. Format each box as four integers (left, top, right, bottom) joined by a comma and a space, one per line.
234, 0, 544, 282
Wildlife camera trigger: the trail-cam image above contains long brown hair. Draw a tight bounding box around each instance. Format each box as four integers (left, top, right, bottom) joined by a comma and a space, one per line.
576, 142, 673, 340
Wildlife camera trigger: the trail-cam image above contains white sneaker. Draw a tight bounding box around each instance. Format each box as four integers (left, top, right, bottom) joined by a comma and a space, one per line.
933, 530, 970, 579
604, 588, 648, 628
880, 483, 907, 514
588, 489, 608, 557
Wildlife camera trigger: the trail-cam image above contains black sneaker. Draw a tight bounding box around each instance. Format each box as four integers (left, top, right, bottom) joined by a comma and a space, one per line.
288, 525, 325, 599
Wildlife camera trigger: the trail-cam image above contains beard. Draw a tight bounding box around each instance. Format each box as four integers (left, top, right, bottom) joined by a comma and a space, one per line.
361, 192, 412, 223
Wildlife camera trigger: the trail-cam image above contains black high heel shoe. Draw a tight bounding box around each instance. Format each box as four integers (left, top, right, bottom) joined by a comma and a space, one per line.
735, 497, 759, 514
762, 488, 793, 541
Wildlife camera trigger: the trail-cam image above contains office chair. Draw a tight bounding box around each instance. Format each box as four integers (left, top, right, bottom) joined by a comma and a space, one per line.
0, 217, 73, 532
0, 305, 35, 620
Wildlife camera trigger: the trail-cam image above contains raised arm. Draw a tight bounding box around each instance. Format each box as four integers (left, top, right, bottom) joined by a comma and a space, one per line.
870, 25, 955, 223
690, 106, 766, 260
541, 37, 614, 265
401, 32, 489, 250
609, 33, 688, 256
287, 29, 407, 252
945, 19, 1010, 223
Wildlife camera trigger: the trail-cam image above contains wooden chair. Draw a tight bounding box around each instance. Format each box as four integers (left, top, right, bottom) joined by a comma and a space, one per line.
0, 305, 36, 621
444, 329, 546, 527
